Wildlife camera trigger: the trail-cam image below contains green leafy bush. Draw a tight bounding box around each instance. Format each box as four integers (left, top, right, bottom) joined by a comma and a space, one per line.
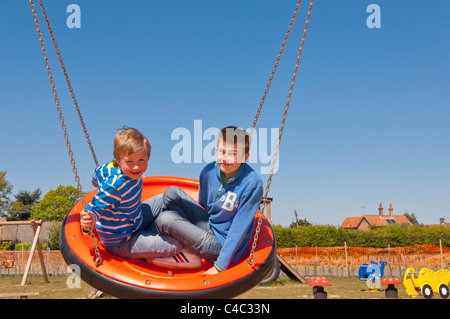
30, 185, 79, 221
273, 224, 450, 248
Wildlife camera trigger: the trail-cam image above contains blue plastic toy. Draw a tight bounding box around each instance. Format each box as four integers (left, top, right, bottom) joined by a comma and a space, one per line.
358, 261, 387, 281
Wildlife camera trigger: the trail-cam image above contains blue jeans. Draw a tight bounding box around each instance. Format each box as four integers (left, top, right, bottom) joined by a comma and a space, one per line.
155, 186, 222, 263
106, 194, 183, 259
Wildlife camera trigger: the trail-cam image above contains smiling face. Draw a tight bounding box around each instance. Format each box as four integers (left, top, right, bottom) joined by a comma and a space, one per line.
215, 126, 251, 180
116, 146, 149, 180
216, 140, 249, 179
112, 127, 151, 180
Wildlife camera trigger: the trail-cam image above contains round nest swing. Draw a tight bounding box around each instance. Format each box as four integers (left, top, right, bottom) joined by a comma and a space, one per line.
60, 176, 276, 299
29, 0, 316, 300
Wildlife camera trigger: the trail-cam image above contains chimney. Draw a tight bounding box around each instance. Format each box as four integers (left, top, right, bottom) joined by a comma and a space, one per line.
440, 218, 445, 226
389, 203, 393, 218
378, 203, 383, 217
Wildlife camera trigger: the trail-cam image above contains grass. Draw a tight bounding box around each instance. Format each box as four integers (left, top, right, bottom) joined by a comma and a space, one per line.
0, 275, 413, 299
237, 276, 411, 299
0, 275, 96, 299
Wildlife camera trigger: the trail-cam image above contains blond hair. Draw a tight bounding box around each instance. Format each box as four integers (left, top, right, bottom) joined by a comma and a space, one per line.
113, 127, 151, 161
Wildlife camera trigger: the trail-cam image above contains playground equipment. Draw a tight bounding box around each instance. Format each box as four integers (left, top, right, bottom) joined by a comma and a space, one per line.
60, 176, 276, 298
0, 220, 49, 285
358, 260, 387, 281
380, 277, 402, 299
0, 292, 40, 299
309, 276, 332, 299
28, 0, 316, 298
358, 260, 387, 290
403, 267, 450, 299
2, 251, 15, 269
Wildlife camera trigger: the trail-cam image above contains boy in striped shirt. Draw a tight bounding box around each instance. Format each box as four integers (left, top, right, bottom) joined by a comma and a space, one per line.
80, 127, 201, 267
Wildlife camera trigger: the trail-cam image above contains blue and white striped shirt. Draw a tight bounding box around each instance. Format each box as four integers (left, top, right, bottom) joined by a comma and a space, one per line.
85, 161, 143, 247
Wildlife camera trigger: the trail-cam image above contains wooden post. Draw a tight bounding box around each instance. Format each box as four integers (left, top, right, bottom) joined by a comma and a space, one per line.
0, 221, 42, 226
344, 241, 349, 278
21, 244, 24, 274
21, 224, 40, 285
32, 220, 49, 283
21, 220, 49, 285
261, 197, 273, 224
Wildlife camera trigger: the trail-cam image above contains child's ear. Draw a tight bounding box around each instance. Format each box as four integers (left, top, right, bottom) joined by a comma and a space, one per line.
113, 153, 120, 165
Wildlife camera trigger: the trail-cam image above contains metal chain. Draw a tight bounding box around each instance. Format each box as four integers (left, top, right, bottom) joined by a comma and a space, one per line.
249, 0, 303, 137
28, 0, 102, 266
28, 0, 313, 269
247, 0, 315, 267
37, 0, 98, 168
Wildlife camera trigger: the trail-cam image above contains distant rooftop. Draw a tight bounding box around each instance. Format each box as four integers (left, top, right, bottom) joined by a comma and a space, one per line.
341, 203, 413, 230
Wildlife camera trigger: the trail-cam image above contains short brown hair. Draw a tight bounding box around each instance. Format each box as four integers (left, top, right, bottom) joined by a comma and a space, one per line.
217, 126, 251, 155
113, 127, 151, 161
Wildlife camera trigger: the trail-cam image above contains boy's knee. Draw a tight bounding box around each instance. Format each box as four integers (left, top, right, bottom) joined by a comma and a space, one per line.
155, 211, 168, 232
164, 186, 180, 196
155, 210, 177, 234
163, 186, 182, 205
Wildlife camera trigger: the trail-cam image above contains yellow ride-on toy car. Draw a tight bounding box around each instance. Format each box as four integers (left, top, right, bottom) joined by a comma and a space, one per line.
403, 267, 450, 299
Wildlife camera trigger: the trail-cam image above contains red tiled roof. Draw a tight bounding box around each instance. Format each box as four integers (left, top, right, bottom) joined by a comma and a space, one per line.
341, 215, 413, 228
391, 215, 413, 225
363, 215, 388, 226
341, 217, 362, 228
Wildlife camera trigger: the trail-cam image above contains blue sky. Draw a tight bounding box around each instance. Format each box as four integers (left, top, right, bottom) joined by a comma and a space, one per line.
1, 0, 449, 226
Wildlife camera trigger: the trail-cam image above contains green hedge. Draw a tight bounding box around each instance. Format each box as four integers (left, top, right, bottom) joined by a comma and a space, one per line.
13, 243, 47, 250
273, 224, 450, 248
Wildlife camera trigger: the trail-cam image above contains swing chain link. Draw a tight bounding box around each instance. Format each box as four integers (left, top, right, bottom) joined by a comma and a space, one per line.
28, 0, 102, 266
247, 0, 315, 267
91, 230, 102, 266
36, 0, 102, 266
28, 0, 315, 270
37, 1, 99, 168
247, 0, 303, 267
249, 0, 303, 137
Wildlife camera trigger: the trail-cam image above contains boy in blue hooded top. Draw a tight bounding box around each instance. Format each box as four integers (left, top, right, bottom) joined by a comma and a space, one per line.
154, 126, 263, 275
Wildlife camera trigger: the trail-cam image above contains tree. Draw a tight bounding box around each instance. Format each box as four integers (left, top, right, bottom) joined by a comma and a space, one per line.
48, 222, 62, 250
290, 209, 312, 228
0, 170, 13, 217
404, 212, 421, 226
30, 185, 79, 221
7, 188, 41, 221
289, 218, 312, 228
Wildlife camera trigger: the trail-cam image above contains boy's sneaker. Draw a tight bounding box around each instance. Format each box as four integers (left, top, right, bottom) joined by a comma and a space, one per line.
152, 249, 202, 269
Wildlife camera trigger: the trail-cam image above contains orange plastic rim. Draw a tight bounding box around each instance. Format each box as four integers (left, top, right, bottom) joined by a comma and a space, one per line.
60, 176, 276, 298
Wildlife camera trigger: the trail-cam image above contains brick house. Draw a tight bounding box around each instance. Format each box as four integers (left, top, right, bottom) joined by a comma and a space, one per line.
341, 203, 413, 230
424, 217, 450, 228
